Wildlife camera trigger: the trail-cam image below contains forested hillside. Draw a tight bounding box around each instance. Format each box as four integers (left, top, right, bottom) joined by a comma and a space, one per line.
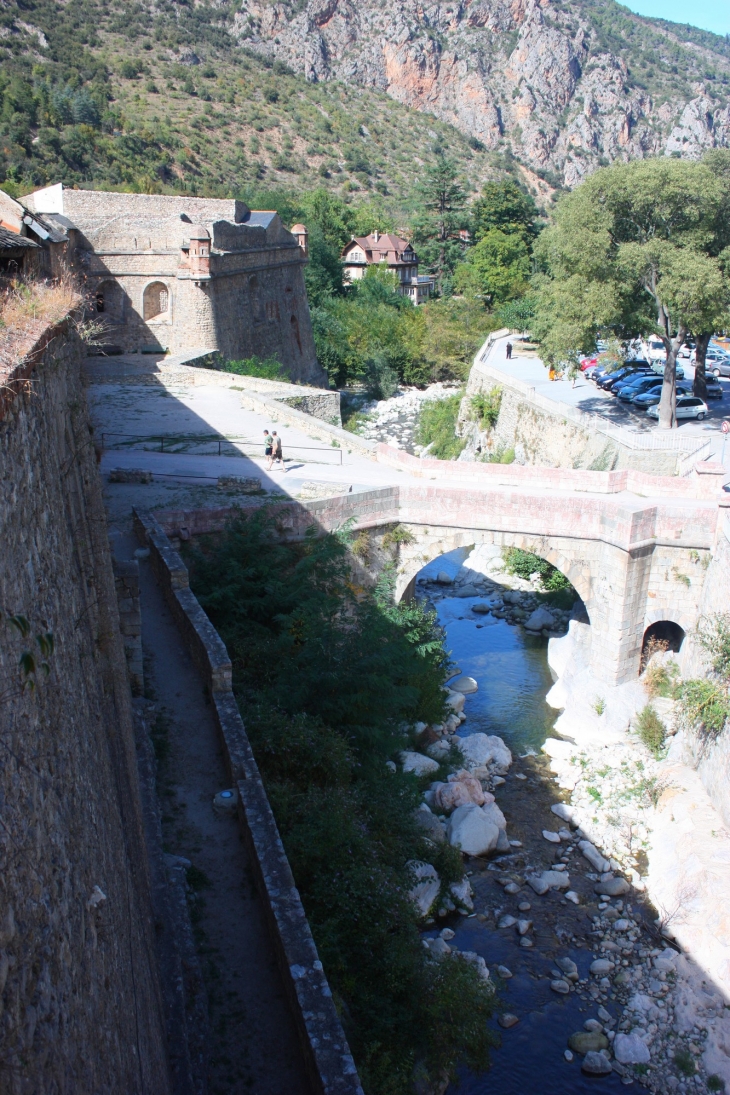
0, 0, 492, 201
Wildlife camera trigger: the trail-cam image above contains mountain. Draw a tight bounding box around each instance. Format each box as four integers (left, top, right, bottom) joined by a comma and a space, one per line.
0, 0, 494, 203
234, 0, 730, 187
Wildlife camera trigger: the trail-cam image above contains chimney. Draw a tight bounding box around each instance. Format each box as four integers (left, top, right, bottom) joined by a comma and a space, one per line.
373, 230, 379, 243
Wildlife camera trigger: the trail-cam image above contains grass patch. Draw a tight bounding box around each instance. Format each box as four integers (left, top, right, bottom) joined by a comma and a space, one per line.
217, 355, 289, 381
470, 386, 502, 429
484, 444, 515, 464
416, 393, 466, 460
674, 1048, 696, 1077
677, 679, 730, 739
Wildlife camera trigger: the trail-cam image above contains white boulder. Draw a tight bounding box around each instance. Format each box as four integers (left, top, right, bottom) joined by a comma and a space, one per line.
445, 690, 466, 714
481, 801, 507, 831
524, 606, 556, 631
448, 675, 478, 694
401, 751, 440, 777
578, 839, 611, 873
408, 861, 441, 918
449, 878, 474, 912
447, 803, 500, 856
613, 1033, 650, 1065
458, 733, 512, 771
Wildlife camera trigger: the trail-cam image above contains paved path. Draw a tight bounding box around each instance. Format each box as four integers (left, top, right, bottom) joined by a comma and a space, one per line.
485, 335, 730, 464
113, 526, 312, 1095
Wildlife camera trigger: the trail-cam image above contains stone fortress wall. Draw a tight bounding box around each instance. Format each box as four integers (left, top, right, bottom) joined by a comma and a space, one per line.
0, 322, 170, 1093
22, 185, 325, 387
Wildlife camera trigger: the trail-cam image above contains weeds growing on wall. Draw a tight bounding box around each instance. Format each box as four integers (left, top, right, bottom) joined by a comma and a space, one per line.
673, 613, 730, 741
470, 386, 502, 429
502, 547, 573, 593
187, 511, 496, 1094
415, 393, 466, 460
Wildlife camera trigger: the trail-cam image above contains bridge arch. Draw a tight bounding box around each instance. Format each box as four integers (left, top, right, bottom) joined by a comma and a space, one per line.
641, 620, 685, 669
393, 525, 593, 618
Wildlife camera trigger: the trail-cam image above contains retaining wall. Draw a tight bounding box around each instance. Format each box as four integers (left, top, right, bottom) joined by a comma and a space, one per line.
0, 322, 170, 1093
132, 508, 364, 1095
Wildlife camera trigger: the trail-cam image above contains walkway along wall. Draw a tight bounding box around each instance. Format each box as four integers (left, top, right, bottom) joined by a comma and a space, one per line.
0, 323, 170, 1092
132, 508, 364, 1095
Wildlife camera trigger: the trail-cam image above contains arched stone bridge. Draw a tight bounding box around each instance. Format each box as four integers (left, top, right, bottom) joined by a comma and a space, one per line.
151, 460, 727, 686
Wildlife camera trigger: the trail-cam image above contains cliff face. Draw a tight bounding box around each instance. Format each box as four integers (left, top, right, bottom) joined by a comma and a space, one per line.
235, 0, 730, 186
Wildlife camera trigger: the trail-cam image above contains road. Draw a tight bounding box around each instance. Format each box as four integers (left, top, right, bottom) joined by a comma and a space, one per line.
485, 336, 730, 465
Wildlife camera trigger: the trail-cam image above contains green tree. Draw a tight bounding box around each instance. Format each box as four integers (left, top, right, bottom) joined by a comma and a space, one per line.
472, 180, 539, 244
533, 158, 730, 428
413, 153, 467, 290
453, 228, 530, 304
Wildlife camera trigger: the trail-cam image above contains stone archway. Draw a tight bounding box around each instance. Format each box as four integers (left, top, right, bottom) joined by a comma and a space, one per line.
641, 620, 685, 670
143, 281, 170, 321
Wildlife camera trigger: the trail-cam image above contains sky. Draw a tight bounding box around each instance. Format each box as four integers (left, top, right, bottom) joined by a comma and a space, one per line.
620, 0, 730, 36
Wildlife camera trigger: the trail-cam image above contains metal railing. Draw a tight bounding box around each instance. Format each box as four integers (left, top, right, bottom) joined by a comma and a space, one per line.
100, 432, 344, 465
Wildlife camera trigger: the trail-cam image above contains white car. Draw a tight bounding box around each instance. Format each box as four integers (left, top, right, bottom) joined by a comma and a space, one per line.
645, 338, 667, 363
647, 396, 708, 422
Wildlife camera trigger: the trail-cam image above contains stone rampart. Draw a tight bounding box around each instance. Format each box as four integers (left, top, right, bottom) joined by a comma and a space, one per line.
132, 509, 364, 1095
460, 354, 712, 476
0, 323, 170, 1092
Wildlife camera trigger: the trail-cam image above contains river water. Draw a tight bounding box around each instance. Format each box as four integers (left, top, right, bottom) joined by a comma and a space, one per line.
419, 551, 626, 1094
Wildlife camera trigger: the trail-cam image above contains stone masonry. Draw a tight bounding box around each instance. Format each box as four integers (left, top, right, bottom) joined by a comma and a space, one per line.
0, 322, 170, 1093
20, 185, 326, 387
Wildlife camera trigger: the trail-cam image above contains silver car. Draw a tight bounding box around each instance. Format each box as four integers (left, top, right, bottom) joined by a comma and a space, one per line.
647, 396, 708, 422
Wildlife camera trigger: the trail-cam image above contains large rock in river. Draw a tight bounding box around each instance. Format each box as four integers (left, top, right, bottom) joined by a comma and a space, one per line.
524, 606, 556, 631
458, 733, 512, 771
447, 803, 500, 856
401, 751, 440, 776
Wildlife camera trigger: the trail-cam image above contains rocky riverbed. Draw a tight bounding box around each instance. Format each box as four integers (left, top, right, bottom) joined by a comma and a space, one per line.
400, 547, 730, 1093
343, 383, 460, 454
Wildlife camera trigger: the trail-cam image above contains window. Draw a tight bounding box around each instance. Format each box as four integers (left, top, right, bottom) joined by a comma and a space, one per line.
143, 282, 169, 321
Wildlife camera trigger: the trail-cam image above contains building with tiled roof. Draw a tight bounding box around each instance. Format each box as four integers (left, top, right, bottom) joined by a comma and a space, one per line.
341, 231, 434, 304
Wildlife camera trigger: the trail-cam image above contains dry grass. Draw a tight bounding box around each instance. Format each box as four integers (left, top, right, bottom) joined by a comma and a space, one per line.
0, 277, 81, 376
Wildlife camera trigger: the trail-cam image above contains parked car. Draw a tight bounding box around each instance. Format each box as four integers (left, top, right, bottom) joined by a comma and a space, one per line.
632, 382, 691, 408
650, 361, 685, 379
646, 396, 709, 421
615, 376, 663, 401
597, 364, 653, 390
704, 376, 724, 399
705, 354, 730, 378
645, 338, 667, 363
678, 341, 696, 359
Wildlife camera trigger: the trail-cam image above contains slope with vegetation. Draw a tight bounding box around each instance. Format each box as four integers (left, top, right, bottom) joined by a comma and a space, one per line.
0, 0, 494, 199
187, 511, 496, 1095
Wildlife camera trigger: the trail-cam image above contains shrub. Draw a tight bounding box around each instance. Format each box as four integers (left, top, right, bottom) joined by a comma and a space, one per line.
471, 386, 502, 429
416, 394, 466, 460
677, 679, 730, 738
502, 547, 572, 592
708, 1074, 725, 1092
697, 613, 730, 679
188, 514, 496, 1092
643, 660, 678, 699
484, 445, 515, 464
674, 1048, 696, 1077
636, 705, 666, 757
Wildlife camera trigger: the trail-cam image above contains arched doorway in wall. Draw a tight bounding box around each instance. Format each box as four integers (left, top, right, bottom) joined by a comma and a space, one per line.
640, 620, 685, 671
94, 280, 125, 323
143, 281, 170, 321
411, 543, 589, 756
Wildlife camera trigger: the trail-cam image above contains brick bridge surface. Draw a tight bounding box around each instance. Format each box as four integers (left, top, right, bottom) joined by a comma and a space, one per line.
152, 469, 727, 686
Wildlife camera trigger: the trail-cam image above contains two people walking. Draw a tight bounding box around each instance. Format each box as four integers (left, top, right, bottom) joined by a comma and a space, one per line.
263, 429, 285, 472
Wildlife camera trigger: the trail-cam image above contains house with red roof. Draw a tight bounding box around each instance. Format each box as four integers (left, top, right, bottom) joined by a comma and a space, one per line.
340, 231, 434, 304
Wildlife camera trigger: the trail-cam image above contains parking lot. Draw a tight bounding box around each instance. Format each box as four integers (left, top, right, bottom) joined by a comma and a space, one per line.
486, 337, 730, 464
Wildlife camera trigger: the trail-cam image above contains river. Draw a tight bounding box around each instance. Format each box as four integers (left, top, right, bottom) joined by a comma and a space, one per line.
418, 549, 628, 1094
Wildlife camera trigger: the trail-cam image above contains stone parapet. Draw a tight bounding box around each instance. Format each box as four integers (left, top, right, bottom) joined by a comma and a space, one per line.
133, 507, 364, 1095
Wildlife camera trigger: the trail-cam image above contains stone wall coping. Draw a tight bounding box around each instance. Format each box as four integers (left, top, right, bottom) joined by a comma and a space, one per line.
373, 443, 725, 500
132, 506, 364, 1095
239, 389, 377, 456
147, 479, 718, 556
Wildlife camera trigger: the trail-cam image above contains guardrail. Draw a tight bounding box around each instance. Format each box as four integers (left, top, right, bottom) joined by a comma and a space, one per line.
100, 432, 344, 465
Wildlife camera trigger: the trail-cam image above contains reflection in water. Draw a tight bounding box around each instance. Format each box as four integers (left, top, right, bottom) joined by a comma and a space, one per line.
418, 549, 558, 754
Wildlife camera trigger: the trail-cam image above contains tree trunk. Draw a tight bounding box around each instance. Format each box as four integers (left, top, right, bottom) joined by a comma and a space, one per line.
657, 328, 687, 430
693, 332, 711, 400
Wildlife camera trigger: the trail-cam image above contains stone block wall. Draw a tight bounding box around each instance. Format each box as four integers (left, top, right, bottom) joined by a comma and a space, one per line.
0, 324, 170, 1093
460, 364, 696, 476
113, 558, 144, 694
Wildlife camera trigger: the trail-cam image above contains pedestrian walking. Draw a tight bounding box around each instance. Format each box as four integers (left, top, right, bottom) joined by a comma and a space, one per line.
271, 431, 285, 472
264, 429, 273, 469
506, 342, 513, 360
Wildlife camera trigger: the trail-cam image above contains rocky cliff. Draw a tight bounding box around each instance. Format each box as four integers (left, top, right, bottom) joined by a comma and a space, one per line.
235, 0, 730, 186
